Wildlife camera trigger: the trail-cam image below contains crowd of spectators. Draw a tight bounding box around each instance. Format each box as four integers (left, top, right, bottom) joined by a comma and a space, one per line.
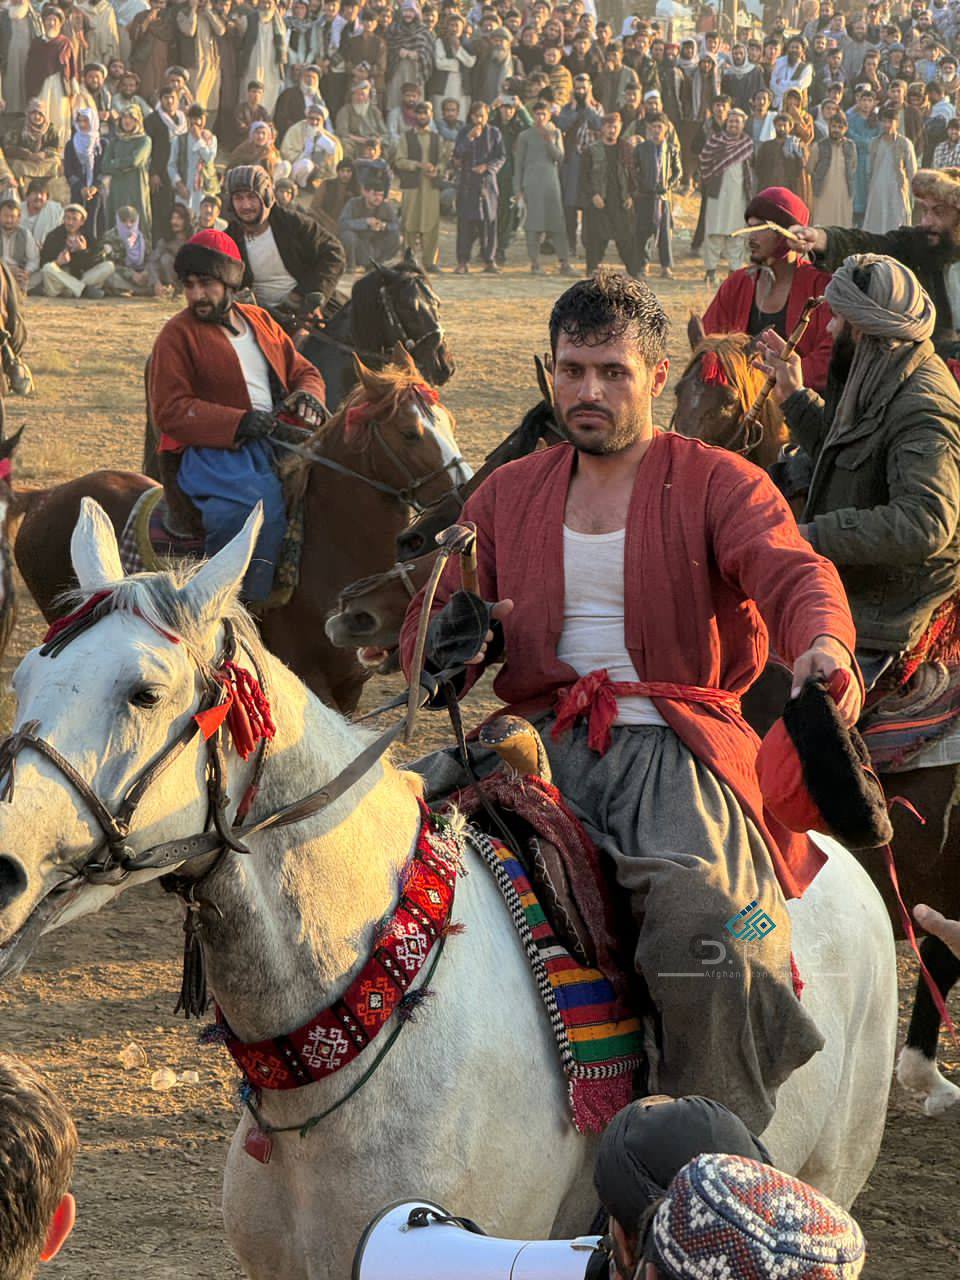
0, 0, 957, 288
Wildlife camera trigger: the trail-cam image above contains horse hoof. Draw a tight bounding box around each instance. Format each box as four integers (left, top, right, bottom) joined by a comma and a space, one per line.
897, 1045, 960, 1115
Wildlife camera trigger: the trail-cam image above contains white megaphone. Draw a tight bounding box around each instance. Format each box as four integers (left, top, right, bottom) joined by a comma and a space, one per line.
353, 1200, 609, 1280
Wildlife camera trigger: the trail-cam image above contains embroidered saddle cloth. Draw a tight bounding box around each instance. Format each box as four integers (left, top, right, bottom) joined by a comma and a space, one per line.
118, 484, 306, 609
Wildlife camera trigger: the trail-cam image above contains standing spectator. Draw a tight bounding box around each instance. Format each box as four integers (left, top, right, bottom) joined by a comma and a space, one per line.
0, 1053, 77, 1280
746, 86, 776, 152
168, 100, 217, 215
886, 79, 924, 155
472, 26, 513, 107
564, 28, 601, 82
0, 0, 43, 119
842, 13, 876, 82
722, 42, 765, 111
435, 95, 462, 142
273, 62, 326, 143
74, 60, 112, 125
342, 10, 386, 104
145, 82, 183, 240
583, 111, 636, 274
394, 98, 447, 269
386, 80, 423, 148
128, 0, 176, 104
807, 111, 856, 225
755, 112, 805, 191
280, 100, 340, 187
177, 0, 227, 128
557, 72, 601, 255
234, 78, 270, 141
338, 178, 400, 267
111, 68, 151, 118
514, 24, 544, 77
514, 98, 573, 274
103, 101, 152, 238
595, 42, 638, 113
311, 0, 346, 118
934, 114, 960, 166
285, 0, 315, 80
0, 198, 40, 292
76, 0, 119, 69
863, 104, 916, 233
431, 11, 473, 120
453, 99, 504, 273
334, 77, 388, 157
20, 178, 63, 248
541, 43, 573, 108
846, 83, 879, 225
634, 111, 679, 278
39, 200, 114, 294
491, 92, 530, 264
63, 105, 105, 238
26, 5, 79, 144
384, 0, 433, 111
770, 36, 813, 108
215, 0, 247, 139
700, 106, 753, 285
240, 0, 287, 114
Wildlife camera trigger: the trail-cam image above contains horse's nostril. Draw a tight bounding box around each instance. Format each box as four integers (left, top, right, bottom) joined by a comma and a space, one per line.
350, 611, 378, 633
0, 855, 27, 909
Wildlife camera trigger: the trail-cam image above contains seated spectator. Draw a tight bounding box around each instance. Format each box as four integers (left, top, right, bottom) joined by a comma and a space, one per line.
0, 198, 40, 293
103, 204, 153, 294
5, 101, 63, 196
274, 65, 328, 145
20, 179, 64, 249
336, 78, 391, 159
196, 192, 227, 230
353, 134, 392, 191
235, 80, 272, 144
935, 116, 960, 167
274, 177, 298, 207
146, 198, 192, 294
230, 120, 286, 180
281, 102, 342, 189
319, 157, 357, 226
344, 9, 389, 105
0, 1051, 77, 1280
40, 202, 114, 297
338, 180, 401, 269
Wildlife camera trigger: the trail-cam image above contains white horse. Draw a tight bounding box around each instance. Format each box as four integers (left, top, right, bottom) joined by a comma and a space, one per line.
0, 501, 897, 1280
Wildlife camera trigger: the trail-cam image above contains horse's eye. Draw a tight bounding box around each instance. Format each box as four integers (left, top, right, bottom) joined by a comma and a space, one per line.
130, 687, 163, 709
401, 429, 420, 442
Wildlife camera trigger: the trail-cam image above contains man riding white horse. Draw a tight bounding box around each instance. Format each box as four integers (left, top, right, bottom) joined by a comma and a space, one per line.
148, 228, 326, 602
401, 271, 863, 1135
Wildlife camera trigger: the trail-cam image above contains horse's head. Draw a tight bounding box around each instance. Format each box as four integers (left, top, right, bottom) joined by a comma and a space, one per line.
672, 332, 785, 461
324, 558, 429, 668
355, 251, 455, 388
342, 349, 472, 512
0, 500, 265, 981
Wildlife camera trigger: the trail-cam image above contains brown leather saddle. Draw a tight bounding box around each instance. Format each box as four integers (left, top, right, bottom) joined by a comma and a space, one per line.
157, 451, 205, 540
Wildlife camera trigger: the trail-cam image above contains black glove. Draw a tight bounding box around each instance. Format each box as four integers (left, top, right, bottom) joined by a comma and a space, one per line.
283, 390, 327, 427
234, 410, 275, 444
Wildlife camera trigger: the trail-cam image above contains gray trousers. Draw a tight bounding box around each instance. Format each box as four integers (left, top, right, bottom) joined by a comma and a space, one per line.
339, 226, 402, 269
414, 717, 824, 1134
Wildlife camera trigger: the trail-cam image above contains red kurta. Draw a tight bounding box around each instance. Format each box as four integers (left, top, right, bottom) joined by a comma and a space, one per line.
702, 261, 835, 392
400, 434, 860, 899
149, 303, 326, 452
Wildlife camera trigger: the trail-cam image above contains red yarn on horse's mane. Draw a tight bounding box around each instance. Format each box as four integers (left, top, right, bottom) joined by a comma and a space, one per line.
700, 350, 729, 386
344, 381, 440, 440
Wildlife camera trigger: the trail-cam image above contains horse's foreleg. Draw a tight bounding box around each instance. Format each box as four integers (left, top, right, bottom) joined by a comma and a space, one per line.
897, 934, 960, 1115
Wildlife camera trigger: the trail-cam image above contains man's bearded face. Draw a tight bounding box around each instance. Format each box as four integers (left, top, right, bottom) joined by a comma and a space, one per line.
232, 188, 266, 223
827, 317, 857, 388
917, 197, 960, 250
552, 333, 662, 457
185, 275, 229, 322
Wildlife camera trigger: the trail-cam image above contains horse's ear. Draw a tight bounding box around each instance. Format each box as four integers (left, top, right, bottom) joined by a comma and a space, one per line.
402, 246, 418, 271
352, 353, 380, 390
392, 341, 416, 370
688, 312, 707, 351
71, 497, 124, 592
535, 353, 554, 406
179, 503, 263, 624
0, 424, 25, 462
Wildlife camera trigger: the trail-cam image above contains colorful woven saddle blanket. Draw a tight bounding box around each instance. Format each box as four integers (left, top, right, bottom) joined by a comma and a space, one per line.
468, 822, 644, 1135
118, 484, 305, 610
861, 659, 960, 772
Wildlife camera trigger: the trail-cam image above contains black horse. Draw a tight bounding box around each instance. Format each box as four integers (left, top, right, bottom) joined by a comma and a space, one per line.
141, 250, 454, 477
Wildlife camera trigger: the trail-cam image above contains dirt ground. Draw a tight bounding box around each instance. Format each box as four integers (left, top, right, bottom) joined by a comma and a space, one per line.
0, 226, 958, 1278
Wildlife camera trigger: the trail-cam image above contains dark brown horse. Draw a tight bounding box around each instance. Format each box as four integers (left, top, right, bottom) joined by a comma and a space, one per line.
15, 354, 469, 713
681, 318, 960, 1117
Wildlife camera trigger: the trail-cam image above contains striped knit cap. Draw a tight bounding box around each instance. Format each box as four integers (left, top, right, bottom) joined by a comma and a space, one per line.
651, 1155, 866, 1279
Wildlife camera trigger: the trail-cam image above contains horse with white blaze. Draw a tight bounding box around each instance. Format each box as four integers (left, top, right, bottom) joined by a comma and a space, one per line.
0, 501, 898, 1279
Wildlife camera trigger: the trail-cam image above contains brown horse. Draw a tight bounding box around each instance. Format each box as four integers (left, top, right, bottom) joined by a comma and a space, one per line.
14, 353, 469, 713
681, 318, 960, 1116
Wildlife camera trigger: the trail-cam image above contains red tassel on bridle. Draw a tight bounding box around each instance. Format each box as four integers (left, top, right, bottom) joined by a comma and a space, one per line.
194, 661, 276, 760
700, 351, 729, 387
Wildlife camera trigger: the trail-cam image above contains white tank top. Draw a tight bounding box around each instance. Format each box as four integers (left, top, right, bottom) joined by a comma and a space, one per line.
556, 526, 668, 728
227, 314, 274, 413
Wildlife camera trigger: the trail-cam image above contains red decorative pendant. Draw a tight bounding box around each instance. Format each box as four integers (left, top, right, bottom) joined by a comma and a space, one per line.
243, 1125, 273, 1164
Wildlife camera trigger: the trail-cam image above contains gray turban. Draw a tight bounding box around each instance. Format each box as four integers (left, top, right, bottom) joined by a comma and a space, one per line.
823, 254, 936, 435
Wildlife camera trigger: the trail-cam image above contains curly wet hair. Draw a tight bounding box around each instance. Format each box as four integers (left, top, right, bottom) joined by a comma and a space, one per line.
549, 270, 670, 368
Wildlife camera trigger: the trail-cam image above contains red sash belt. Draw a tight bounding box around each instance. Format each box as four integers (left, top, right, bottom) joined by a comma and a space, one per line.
552, 668, 742, 756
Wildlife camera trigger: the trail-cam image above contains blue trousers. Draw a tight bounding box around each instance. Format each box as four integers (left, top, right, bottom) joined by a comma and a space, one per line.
177, 438, 286, 602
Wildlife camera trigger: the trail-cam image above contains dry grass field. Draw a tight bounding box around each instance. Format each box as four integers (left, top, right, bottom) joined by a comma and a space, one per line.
0, 234, 957, 1277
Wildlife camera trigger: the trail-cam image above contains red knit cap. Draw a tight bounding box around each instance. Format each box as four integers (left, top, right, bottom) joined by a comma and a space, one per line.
188, 228, 242, 260
744, 185, 810, 229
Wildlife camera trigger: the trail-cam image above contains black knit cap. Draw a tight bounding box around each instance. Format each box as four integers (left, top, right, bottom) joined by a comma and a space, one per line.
173, 230, 245, 288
